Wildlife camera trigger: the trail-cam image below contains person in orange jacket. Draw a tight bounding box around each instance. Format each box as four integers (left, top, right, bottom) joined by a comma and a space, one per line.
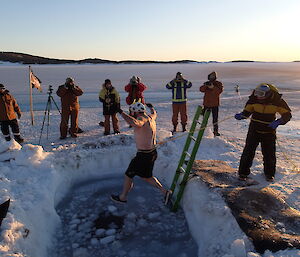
200, 71, 223, 136
0, 84, 24, 143
56, 77, 83, 139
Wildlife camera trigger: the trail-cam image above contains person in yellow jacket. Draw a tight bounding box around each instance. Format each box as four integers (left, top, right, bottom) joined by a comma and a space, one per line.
235, 83, 292, 182
99, 79, 120, 135
0, 84, 24, 143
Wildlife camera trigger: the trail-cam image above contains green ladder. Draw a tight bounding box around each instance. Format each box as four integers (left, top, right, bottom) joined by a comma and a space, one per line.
169, 106, 211, 212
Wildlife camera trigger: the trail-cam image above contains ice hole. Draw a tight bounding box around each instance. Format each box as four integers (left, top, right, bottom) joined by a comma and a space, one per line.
54, 175, 198, 257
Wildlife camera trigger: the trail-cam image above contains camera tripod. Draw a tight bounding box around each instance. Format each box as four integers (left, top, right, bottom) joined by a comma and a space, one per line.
38, 85, 61, 144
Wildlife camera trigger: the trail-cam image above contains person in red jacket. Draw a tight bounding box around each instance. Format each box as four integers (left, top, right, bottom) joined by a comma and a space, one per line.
200, 71, 223, 136
125, 76, 147, 118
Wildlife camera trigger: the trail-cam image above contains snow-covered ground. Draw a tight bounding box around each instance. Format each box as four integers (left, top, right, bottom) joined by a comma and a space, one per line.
0, 63, 300, 257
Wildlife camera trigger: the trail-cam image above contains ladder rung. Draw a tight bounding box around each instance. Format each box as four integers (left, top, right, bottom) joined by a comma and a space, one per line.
190, 136, 197, 141
179, 167, 186, 173
184, 151, 191, 157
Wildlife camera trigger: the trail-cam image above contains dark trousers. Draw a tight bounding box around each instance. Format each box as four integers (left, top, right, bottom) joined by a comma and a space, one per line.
238, 127, 276, 178
60, 109, 79, 137
0, 119, 20, 138
203, 106, 219, 133
104, 114, 119, 133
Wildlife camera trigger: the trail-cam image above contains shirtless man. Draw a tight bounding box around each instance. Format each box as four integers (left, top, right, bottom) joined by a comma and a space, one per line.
111, 102, 170, 204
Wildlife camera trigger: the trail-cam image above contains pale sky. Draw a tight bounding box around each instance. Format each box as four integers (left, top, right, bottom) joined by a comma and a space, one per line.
1, 0, 299, 62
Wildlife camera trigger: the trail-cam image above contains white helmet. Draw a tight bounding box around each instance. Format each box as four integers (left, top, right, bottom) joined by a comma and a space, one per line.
129, 102, 146, 113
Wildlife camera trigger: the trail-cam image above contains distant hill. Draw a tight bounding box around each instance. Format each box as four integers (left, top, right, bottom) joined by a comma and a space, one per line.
0, 52, 201, 65
230, 60, 255, 63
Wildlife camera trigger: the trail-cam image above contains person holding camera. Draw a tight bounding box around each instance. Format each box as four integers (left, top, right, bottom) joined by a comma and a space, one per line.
99, 79, 120, 135
200, 71, 223, 137
111, 102, 170, 204
0, 84, 24, 143
56, 77, 83, 139
125, 76, 147, 118
166, 72, 192, 133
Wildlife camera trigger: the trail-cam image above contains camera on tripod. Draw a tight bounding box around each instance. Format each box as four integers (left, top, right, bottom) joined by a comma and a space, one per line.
47, 85, 53, 94
39, 85, 61, 144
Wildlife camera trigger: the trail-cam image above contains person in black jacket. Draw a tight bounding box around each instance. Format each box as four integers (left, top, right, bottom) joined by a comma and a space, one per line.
235, 83, 292, 182
99, 79, 120, 135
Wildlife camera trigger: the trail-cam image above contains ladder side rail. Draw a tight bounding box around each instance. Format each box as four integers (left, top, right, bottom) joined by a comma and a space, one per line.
171, 109, 211, 211
169, 106, 203, 193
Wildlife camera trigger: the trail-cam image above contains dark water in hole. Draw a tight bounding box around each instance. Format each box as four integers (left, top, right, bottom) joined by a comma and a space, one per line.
53, 175, 198, 257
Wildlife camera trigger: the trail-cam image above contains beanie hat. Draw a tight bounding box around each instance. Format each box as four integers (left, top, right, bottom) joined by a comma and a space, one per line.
208, 71, 217, 81
66, 77, 75, 84
130, 76, 138, 84
0, 84, 5, 90
104, 79, 111, 85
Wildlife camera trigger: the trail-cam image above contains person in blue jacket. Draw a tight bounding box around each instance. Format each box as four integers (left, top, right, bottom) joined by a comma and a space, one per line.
166, 72, 192, 133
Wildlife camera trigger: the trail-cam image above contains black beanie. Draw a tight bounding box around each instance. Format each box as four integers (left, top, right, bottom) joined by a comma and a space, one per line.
105, 79, 111, 85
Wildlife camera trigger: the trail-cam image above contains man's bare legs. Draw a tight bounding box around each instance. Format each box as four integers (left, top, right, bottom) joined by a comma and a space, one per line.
116, 175, 169, 204
142, 177, 167, 195
119, 175, 134, 201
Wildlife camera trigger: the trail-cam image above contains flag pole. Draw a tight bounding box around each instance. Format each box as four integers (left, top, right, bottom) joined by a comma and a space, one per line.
29, 65, 34, 126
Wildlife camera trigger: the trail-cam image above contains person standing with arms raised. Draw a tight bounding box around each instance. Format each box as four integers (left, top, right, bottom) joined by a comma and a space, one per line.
166, 72, 192, 133
199, 71, 223, 137
99, 79, 120, 135
111, 102, 170, 204
125, 76, 147, 118
56, 77, 83, 139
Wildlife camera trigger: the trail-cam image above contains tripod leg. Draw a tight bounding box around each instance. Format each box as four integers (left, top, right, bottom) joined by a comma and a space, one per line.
39, 98, 51, 144
50, 96, 61, 115
46, 102, 51, 140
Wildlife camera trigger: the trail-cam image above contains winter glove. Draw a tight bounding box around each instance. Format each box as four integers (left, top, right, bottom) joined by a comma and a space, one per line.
116, 107, 123, 114
268, 119, 283, 129
146, 103, 154, 108
234, 113, 246, 120
17, 113, 21, 119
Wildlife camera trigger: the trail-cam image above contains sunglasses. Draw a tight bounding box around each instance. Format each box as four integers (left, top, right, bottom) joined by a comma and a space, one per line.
254, 90, 266, 97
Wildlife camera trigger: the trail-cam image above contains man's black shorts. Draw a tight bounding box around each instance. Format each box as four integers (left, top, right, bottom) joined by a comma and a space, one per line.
125, 149, 157, 178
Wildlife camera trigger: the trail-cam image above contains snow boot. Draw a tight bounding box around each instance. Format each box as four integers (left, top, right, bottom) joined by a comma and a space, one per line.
4, 136, 11, 141
182, 124, 187, 132
172, 125, 177, 134
265, 176, 274, 182
70, 133, 78, 138
14, 135, 24, 144
214, 131, 220, 137
77, 127, 84, 133
238, 175, 248, 181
